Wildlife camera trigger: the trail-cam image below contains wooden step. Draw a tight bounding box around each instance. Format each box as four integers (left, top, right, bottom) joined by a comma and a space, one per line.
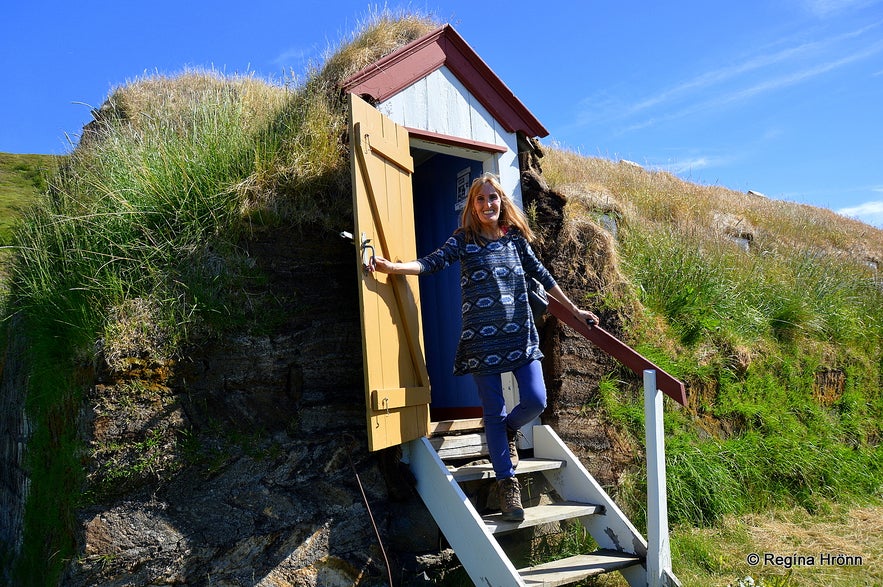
429, 418, 484, 436
429, 432, 486, 461
518, 549, 643, 587
482, 501, 605, 534
449, 457, 565, 482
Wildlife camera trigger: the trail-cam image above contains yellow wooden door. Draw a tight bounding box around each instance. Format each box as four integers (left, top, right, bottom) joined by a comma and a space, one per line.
348, 93, 431, 452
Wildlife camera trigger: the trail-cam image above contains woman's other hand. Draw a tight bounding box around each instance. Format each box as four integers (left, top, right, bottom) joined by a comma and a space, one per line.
577, 308, 600, 326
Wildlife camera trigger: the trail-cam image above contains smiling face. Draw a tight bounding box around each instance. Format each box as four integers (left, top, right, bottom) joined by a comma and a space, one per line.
472, 181, 501, 232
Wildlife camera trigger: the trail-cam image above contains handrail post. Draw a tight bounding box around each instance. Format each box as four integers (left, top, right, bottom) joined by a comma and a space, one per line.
645, 369, 673, 587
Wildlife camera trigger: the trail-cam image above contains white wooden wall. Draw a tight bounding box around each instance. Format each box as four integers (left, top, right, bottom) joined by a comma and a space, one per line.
377, 66, 523, 204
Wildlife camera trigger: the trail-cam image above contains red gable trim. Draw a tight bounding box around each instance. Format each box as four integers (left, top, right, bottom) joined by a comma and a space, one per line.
342, 25, 548, 138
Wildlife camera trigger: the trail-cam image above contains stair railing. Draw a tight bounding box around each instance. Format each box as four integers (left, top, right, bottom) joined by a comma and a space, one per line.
547, 296, 685, 587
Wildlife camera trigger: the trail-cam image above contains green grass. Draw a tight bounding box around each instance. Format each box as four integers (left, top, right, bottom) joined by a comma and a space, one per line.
4, 73, 291, 584
0, 153, 59, 281
0, 153, 57, 243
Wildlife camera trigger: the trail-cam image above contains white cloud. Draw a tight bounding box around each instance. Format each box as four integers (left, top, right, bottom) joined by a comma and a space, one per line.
650, 155, 734, 176
623, 35, 836, 116
272, 45, 320, 70
802, 0, 881, 17
657, 158, 712, 175
836, 199, 883, 227
633, 35, 883, 132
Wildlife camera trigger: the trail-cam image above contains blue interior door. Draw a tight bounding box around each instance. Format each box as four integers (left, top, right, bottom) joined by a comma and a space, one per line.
413, 152, 485, 417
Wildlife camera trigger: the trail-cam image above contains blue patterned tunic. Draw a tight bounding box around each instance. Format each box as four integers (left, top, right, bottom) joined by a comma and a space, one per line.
417, 229, 557, 376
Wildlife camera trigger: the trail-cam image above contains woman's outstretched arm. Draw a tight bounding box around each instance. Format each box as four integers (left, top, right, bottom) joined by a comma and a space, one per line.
369, 256, 422, 275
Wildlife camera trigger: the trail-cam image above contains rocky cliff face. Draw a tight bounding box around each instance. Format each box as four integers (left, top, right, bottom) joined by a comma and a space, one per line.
60, 229, 446, 586
2, 147, 629, 585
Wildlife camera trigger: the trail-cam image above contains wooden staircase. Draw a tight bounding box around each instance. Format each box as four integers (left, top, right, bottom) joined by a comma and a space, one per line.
404, 422, 677, 586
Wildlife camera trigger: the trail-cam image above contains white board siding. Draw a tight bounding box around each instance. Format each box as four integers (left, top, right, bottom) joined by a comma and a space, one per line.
378, 66, 523, 203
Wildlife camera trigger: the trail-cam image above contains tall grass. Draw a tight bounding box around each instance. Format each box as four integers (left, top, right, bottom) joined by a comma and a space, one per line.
621, 225, 883, 350
9, 74, 277, 355
5, 72, 293, 583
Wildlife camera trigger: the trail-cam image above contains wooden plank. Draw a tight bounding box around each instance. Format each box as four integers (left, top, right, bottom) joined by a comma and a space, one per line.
518, 550, 643, 587
645, 372, 674, 586
483, 501, 605, 535
371, 387, 431, 411
428, 432, 487, 460
405, 126, 507, 153
449, 457, 564, 483
547, 296, 687, 406
354, 124, 428, 389
364, 128, 415, 173
429, 418, 485, 435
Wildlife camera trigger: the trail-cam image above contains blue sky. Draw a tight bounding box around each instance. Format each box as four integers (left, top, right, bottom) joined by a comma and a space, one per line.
2, 0, 882, 227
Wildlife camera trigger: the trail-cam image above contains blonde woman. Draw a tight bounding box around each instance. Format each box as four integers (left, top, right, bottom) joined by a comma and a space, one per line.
371, 173, 598, 520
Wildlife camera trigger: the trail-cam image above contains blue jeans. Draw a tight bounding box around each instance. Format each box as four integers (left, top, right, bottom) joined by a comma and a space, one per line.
472, 360, 547, 480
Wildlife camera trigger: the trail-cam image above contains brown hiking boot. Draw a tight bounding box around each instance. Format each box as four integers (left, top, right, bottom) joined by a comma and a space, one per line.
506, 427, 520, 469
497, 476, 524, 521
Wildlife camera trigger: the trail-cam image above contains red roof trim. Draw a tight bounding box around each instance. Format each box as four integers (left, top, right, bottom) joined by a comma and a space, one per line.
342, 25, 548, 138
405, 127, 508, 153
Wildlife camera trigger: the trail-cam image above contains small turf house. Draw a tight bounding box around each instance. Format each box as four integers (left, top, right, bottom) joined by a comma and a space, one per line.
342, 24, 549, 451
342, 24, 684, 586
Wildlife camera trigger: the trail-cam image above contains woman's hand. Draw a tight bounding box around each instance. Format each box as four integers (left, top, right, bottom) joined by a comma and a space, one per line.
547, 285, 600, 326
577, 308, 600, 326
369, 255, 393, 274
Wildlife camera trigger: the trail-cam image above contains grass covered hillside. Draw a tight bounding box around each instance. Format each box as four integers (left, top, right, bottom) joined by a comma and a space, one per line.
0, 153, 59, 271
0, 153, 57, 240
1, 10, 880, 587
541, 152, 883, 585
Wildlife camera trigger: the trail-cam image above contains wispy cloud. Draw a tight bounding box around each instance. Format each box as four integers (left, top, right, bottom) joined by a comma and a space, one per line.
612, 40, 883, 134
271, 45, 321, 71
836, 198, 883, 227
621, 30, 857, 117
650, 155, 734, 175
711, 37, 883, 102
802, 0, 882, 18
577, 20, 883, 134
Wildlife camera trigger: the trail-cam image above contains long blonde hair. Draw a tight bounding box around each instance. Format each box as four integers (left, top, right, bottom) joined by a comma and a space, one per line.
458, 173, 535, 244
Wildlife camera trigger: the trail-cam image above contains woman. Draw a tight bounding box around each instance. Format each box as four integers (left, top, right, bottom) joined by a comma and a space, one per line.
370, 173, 598, 521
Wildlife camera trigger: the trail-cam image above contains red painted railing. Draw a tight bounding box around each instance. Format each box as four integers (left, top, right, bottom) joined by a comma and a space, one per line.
547, 297, 687, 406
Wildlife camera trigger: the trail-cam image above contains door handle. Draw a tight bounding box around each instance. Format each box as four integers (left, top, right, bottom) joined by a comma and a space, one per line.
360, 233, 375, 272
